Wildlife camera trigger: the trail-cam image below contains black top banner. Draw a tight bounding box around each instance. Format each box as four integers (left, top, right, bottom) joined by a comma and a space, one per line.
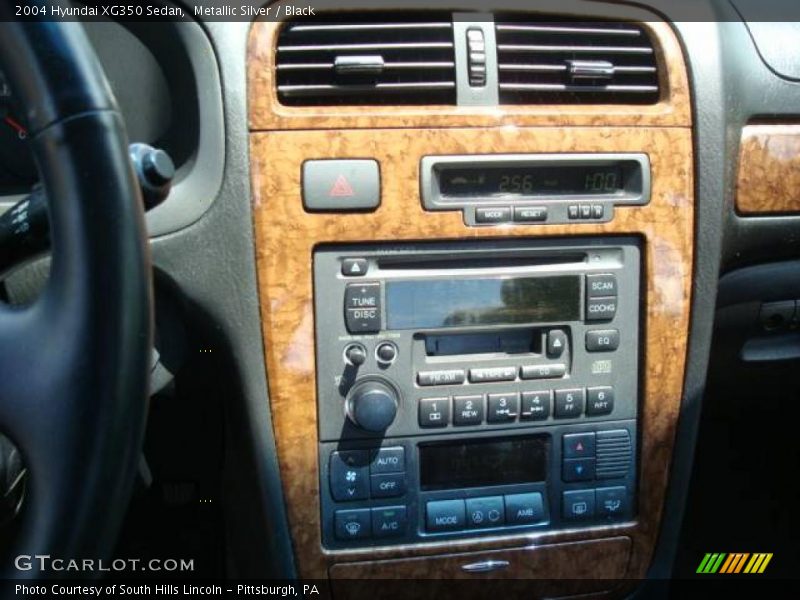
4, 0, 800, 23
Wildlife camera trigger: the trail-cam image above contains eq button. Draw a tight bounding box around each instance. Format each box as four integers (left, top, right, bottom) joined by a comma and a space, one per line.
586, 329, 620, 352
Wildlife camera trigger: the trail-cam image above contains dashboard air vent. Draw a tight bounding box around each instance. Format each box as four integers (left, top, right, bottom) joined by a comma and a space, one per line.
276, 13, 456, 106
495, 17, 660, 104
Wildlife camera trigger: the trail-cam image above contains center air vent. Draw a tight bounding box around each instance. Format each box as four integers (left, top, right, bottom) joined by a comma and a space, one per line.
276, 13, 457, 106
495, 17, 660, 104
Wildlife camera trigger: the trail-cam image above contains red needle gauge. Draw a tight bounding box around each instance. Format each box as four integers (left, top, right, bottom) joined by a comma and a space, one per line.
4, 115, 27, 140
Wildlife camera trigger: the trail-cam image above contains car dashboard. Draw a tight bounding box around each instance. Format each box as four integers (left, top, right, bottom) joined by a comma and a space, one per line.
2, 0, 800, 595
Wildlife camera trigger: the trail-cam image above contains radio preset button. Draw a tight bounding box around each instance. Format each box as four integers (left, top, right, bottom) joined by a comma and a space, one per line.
341, 258, 368, 277
418, 369, 466, 386
466, 496, 505, 529
554, 388, 585, 418
419, 397, 450, 427
505, 492, 545, 525
487, 392, 519, 422
520, 363, 566, 380
586, 274, 618, 297
370, 473, 406, 498
586, 297, 617, 321
587, 386, 614, 416
579, 204, 593, 219
330, 450, 370, 502
568, 205, 580, 220
591, 204, 605, 219
426, 499, 466, 532
562, 489, 596, 521
469, 366, 516, 384
370, 447, 405, 474
586, 329, 620, 352
371, 506, 407, 538
562, 458, 596, 482
453, 394, 484, 426
475, 206, 511, 224
563, 432, 596, 458
547, 329, 568, 358
513, 206, 548, 223
335, 508, 371, 540
521, 390, 551, 420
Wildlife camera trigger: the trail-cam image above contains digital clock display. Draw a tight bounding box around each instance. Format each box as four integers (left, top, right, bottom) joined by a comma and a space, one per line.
438, 164, 624, 198
419, 435, 548, 491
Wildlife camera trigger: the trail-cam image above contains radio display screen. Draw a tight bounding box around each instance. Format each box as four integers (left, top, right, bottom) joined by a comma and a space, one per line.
420, 435, 548, 490
385, 275, 580, 330
438, 164, 624, 197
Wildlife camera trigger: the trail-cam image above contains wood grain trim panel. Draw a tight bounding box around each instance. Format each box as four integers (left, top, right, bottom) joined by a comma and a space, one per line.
250, 126, 694, 581
330, 537, 630, 598
248, 18, 691, 130
736, 124, 800, 215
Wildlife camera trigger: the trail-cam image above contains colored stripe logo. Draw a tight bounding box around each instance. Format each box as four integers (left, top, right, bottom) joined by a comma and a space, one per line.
696, 553, 773, 574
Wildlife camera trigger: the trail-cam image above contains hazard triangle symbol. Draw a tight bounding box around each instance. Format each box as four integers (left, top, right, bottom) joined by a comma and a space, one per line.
329, 175, 354, 197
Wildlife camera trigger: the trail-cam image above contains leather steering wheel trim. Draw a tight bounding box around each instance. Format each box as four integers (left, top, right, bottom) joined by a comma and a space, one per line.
0, 15, 152, 576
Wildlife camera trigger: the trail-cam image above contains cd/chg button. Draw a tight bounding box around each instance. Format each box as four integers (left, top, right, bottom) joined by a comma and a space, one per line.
418, 369, 466, 386
586, 297, 617, 321
469, 366, 517, 383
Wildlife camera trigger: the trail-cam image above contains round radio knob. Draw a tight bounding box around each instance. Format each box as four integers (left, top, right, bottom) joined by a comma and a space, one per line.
346, 379, 399, 433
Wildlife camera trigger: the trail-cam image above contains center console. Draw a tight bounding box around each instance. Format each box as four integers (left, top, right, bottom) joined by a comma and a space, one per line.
314, 238, 640, 548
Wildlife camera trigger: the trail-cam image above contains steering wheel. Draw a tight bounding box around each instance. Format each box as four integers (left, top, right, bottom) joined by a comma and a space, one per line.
0, 14, 152, 577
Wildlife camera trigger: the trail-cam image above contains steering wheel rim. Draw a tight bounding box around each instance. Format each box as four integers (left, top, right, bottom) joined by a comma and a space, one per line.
0, 15, 152, 576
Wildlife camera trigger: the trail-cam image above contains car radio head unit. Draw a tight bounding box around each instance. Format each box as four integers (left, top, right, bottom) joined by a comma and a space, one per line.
313, 238, 640, 548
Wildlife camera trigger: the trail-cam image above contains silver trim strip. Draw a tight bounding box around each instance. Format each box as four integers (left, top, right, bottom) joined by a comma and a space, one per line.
497, 44, 653, 54
495, 24, 641, 37
278, 42, 453, 52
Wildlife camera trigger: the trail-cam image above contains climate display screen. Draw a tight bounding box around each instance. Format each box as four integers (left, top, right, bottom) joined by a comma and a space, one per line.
438, 164, 624, 197
420, 435, 548, 490
385, 275, 580, 330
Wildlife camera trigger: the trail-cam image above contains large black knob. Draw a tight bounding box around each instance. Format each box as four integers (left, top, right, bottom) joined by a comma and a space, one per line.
346, 379, 399, 433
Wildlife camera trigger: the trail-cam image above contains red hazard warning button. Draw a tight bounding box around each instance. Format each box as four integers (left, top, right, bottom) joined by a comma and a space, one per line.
302, 159, 380, 212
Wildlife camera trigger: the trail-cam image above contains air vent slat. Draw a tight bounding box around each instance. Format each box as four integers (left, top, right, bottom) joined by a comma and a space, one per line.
496, 16, 660, 105
498, 44, 653, 55
276, 12, 456, 106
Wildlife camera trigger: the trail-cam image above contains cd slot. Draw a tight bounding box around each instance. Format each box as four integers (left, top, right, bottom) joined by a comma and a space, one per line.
377, 253, 587, 272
